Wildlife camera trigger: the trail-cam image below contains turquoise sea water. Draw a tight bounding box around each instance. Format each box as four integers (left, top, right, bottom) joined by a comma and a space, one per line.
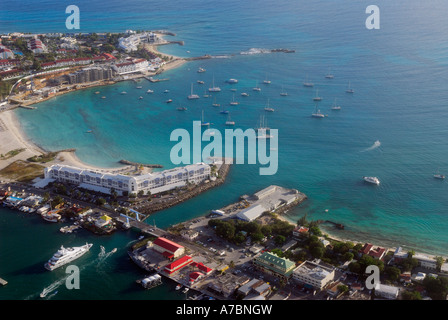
2, 0, 448, 299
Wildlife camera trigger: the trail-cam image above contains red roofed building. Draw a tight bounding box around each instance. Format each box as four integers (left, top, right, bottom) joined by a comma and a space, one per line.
164, 255, 192, 275
189, 271, 204, 284
293, 226, 309, 238
191, 262, 213, 275
359, 243, 387, 260
360, 243, 374, 255
152, 237, 185, 259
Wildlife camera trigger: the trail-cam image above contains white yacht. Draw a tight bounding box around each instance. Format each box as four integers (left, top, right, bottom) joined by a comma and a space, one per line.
230, 94, 239, 105
303, 74, 314, 87
147, 89, 154, 94
331, 98, 341, 110
346, 81, 354, 93
188, 83, 200, 100
44, 243, 93, 271
197, 67, 206, 73
208, 75, 221, 92
253, 81, 261, 91
225, 114, 235, 126
363, 176, 380, 185
227, 79, 238, 84
313, 89, 322, 101
311, 102, 325, 118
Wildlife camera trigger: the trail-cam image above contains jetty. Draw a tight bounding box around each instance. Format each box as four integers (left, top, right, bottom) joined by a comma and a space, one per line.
320, 220, 345, 230
145, 76, 169, 83
119, 159, 163, 168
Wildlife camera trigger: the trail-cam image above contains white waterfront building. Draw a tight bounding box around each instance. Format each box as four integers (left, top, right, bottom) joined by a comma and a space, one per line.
44, 163, 211, 196
112, 58, 149, 75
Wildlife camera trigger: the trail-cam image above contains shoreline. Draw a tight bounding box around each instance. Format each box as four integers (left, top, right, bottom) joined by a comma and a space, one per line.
0, 33, 189, 173
275, 213, 445, 262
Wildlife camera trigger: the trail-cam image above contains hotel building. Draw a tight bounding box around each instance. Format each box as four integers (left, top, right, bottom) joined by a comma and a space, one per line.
112, 58, 149, 75
44, 163, 211, 196
292, 260, 335, 290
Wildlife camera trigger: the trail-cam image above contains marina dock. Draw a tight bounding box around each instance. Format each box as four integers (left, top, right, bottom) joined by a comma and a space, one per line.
145, 76, 169, 83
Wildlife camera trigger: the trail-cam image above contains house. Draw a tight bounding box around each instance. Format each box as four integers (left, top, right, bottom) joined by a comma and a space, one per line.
359, 243, 387, 260
189, 271, 204, 284
393, 247, 409, 263
237, 278, 271, 298
326, 280, 344, 297
191, 261, 213, 275
293, 226, 309, 238
413, 253, 437, 270
94, 215, 112, 228
181, 229, 199, 241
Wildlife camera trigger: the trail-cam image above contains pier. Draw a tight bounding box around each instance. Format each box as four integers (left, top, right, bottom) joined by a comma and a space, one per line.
145, 76, 169, 83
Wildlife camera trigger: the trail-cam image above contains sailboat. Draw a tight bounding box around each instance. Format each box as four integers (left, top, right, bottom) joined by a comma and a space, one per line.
225, 113, 235, 126
208, 75, 221, 92
325, 67, 334, 79
188, 83, 200, 99
253, 80, 261, 91
280, 85, 288, 96
303, 74, 314, 87
313, 89, 322, 101
230, 94, 239, 105
311, 102, 325, 118
263, 73, 271, 84
220, 104, 229, 114
212, 97, 220, 107
256, 115, 273, 139
201, 110, 210, 126
346, 81, 354, 94
203, 89, 210, 98
331, 98, 341, 110
264, 98, 275, 112
434, 168, 445, 180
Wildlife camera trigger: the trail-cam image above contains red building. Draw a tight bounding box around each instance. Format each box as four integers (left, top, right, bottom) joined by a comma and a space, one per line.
152, 237, 185, 259
164, 255, 193, 275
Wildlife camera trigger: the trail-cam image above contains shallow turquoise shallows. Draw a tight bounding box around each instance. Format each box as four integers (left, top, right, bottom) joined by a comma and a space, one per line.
2, 0, 448, 299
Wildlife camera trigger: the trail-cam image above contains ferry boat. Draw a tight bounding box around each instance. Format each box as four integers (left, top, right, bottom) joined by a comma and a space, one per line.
44, 243, 93, 271
363, 176, 380, 185
188, 83, 200, 100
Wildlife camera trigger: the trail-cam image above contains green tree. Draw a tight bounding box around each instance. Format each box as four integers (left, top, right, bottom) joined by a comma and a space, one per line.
384, 266, 401, 282
297, 213, 308, 226
274, 235, 286, 246
342, 252, 354, 262
401, 290, 422, 300
310, 246, 324, 259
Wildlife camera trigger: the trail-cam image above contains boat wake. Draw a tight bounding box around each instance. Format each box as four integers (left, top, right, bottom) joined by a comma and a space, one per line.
361, 140, 381, 152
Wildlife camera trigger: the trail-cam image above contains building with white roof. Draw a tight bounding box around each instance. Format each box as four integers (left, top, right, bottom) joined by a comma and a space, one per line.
118, 32, 158, 52
374, 283, 400, 300
292, 260, 335, 290
44, 163, 210, 196
236, 204, 267, 222
112, 58, 149, 75
413, 253, 437, 270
